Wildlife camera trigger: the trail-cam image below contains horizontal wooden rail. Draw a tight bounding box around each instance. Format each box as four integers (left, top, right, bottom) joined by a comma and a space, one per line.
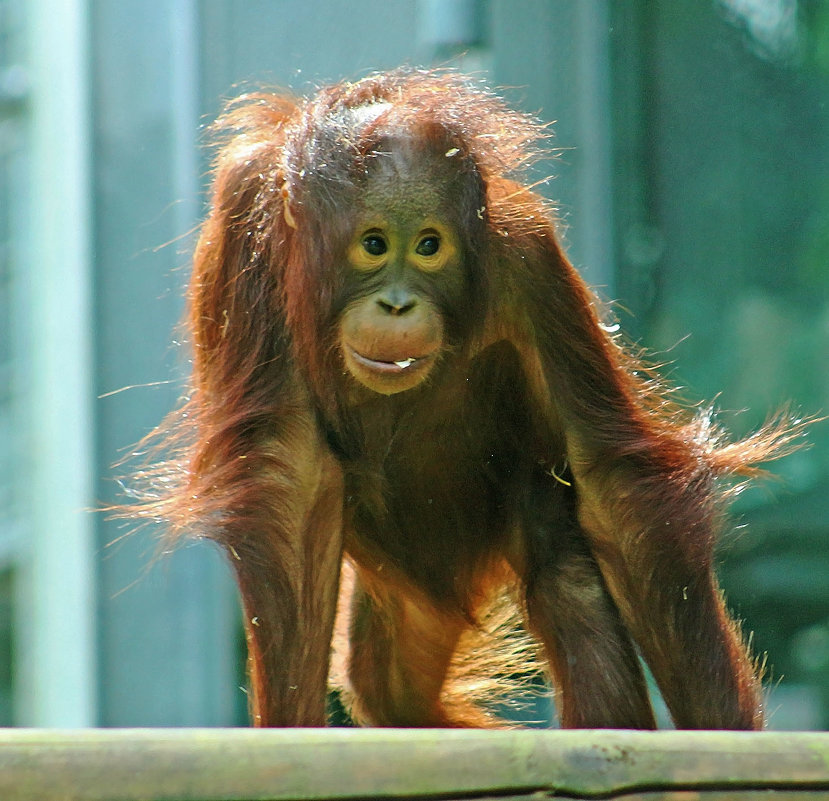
1, 728, 829, 800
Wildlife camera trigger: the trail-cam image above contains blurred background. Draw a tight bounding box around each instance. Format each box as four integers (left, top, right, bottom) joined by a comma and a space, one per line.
0, 0, 827, 729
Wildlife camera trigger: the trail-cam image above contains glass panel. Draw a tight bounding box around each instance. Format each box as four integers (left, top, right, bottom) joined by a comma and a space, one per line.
612, 0, 829, 729
0, 570, 14, 724
0, 0, 25, 724
0, 0, 18, 527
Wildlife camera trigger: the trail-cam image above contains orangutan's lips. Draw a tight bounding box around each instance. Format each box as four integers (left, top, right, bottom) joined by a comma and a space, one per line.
347, 347, 433, 374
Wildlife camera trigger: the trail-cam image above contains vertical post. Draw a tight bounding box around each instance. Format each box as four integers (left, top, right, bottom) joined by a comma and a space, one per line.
574, 0, 615, 295
490, 0, 616, 292
17, 0, 97, 726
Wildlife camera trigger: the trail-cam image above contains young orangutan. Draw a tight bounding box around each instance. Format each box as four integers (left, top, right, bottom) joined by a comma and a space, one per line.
135, 70, 801, 729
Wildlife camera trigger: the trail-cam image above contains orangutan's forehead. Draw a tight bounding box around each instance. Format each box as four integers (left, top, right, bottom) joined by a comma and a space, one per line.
359, 138, 452, 216
298, 103, 472, 220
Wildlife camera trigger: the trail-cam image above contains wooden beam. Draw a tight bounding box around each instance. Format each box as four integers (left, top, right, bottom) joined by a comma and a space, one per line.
0, 729, 828, 800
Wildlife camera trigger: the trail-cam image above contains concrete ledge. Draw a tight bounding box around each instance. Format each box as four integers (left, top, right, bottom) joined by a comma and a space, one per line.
1, 728, 828, 800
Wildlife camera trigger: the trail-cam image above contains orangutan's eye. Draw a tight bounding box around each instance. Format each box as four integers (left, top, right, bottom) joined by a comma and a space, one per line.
415, 236, 440, 256
362, 234, 388, 256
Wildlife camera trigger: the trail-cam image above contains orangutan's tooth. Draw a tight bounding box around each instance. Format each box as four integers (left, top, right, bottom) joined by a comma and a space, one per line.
394, 358, 415, 369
